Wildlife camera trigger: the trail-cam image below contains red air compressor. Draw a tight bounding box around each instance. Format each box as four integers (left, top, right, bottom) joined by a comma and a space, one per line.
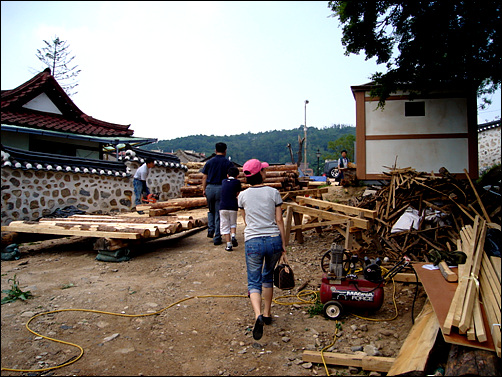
319, 243, 410, 319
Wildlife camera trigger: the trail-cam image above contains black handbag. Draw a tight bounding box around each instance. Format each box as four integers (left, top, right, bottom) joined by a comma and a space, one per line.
274, 254, 295, 290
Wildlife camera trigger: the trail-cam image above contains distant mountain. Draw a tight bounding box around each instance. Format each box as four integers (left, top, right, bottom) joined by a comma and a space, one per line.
141, 124, 355, 169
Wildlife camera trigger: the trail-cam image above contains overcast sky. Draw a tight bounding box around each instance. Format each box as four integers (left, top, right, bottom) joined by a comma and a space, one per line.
2, 1, 500, 141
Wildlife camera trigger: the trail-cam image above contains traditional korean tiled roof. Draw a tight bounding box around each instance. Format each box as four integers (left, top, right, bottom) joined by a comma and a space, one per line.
478, 119, 501, 132
1, 144, 130, 177
1, 68, 133, 137
1, 144, 188, 174
119, 146, 187, 171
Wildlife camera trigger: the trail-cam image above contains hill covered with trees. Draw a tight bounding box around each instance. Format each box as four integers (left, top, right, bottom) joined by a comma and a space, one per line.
142, 124, 356, 171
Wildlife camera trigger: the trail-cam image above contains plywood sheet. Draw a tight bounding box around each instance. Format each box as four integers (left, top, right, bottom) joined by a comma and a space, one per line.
413, 262, 495, 351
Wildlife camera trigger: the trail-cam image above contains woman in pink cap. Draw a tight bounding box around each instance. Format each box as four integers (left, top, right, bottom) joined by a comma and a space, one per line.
237, 158, 287, 341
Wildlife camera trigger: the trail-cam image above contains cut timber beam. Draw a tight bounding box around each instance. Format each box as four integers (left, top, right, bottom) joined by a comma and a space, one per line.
301, 351, 395, 373
387, 300, 440, 376
281, 202, 369, 230
296, 196, 377, 219
1, 223, 141, 239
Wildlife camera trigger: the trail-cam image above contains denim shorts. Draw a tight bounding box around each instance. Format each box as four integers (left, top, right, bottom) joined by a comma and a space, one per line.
245, 235, 283, 294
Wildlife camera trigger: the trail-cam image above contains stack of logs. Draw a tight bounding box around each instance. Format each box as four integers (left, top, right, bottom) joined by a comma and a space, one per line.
336, 166, 501, 262
442, 216, 501, 357
181, 163, 301, 197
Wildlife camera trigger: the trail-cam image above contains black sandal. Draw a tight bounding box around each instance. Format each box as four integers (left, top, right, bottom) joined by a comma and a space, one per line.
252, 315, 264, 340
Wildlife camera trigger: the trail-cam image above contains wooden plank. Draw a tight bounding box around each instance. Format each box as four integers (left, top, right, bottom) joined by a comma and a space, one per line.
443, 264, 465, 335
39, 219, 166, 234
490, 256, 501, 281
414, 262, 495, 352
284, 206, 293, 246
290, 219, 347, 231
281, 202, 369, 229
472, 296, 487, 343
302, 351, 395, 373
480, 256, 501, 307
296, 196, 377, 219
463, 168, 491, 222
292, 211, 304, 244
459, 221, 487, 333
1, 223, 141, 239
387, 300, 439, 376
480, 284, 502, 357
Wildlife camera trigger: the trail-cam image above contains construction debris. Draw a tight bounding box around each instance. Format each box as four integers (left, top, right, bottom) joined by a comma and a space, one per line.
341, 166, 501, 261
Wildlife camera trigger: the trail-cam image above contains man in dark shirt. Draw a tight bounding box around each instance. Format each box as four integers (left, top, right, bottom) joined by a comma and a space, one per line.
201, 142, 234, 245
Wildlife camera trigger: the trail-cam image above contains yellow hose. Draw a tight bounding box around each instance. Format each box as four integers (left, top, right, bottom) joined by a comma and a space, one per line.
1, 294, 247, 373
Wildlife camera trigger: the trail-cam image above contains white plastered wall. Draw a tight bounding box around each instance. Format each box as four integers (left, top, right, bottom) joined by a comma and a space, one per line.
364, 97, 470, 174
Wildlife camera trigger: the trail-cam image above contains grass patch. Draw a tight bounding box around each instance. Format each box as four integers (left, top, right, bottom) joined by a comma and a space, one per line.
1, 275, 33, 304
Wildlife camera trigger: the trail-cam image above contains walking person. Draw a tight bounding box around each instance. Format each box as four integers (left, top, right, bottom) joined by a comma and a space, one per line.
133, 157, 155, 214
238, 158, 287, 340
219, 166, 242, 251
202, 142, 234, 245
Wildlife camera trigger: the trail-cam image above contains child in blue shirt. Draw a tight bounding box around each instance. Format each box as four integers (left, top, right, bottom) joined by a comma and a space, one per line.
219, 166, 242, 251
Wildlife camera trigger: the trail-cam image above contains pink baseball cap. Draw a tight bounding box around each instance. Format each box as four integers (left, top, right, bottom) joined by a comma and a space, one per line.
242, 159, 269, 177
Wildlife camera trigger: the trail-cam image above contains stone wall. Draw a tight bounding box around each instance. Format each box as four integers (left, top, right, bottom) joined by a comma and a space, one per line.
478, 127, 501, 174
1, 161, 186, 226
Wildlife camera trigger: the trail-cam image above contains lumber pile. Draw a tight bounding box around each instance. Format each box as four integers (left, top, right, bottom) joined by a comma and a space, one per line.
340, 166, 501, 261
181, 164, 301, 197
1, 214, 208, 241
282, 196, 377, 249
442, 216, 501, 357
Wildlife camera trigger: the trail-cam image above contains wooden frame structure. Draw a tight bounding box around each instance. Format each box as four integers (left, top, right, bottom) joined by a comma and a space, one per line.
282, 196, 376, 251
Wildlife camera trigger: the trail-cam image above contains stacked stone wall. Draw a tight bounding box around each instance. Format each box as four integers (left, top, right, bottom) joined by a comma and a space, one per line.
478, 127, 501, 174
1, 161, 186, 226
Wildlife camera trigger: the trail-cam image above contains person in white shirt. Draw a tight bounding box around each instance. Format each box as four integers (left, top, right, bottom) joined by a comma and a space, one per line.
237, 158, 287, 341
133, 157, 155, 214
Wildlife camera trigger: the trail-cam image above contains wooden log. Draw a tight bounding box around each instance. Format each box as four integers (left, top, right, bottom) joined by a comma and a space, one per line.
387, 300, 440, 376
93, 238, 131, 251
1, 231, 18, 248
180, 186, 204, 197
148, 206, 184, 216
302, 351, 395, 373
445, 345, 501, 376
178, 220, 194, 230
138, 197, 207, 211
263, 164, 298, 172
186, 178, 203, 185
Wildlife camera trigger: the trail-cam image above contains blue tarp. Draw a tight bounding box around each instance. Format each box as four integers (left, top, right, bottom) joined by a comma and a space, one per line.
309, 176, 327, 182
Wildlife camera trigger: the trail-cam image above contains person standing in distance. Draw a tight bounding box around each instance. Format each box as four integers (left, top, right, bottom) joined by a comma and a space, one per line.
336, 149, 350, 182
238, 158, 287, 341
201, 142, 234, 245
133, 157, 155, 215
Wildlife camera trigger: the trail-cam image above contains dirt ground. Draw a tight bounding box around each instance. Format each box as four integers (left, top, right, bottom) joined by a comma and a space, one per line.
1, 185, 429, 376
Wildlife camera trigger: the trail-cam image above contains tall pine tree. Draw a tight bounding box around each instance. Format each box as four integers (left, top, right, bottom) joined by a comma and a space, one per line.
35, 36, 81, 96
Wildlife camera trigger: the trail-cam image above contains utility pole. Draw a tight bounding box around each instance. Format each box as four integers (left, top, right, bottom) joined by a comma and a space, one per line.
304, 99, 309, 170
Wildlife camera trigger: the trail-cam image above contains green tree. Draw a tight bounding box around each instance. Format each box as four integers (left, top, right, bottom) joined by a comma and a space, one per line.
326, 134, 355, 162
35, 35, 81, 96
328, 1, 501, 109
